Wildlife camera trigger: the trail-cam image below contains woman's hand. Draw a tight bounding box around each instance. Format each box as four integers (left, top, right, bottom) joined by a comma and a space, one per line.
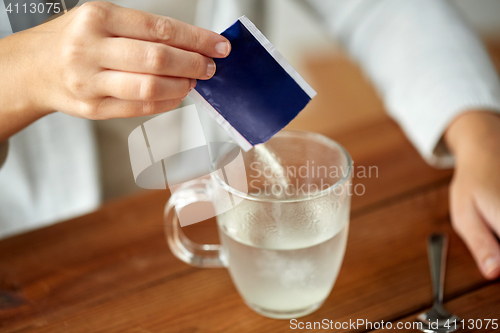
445, 111, 500, 280
0, 1, 231, 141
33, 1, 230, 118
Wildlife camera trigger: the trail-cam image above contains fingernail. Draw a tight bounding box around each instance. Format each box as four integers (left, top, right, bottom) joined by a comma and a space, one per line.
483, 256, 500, 276
215, 41, 230, 56
206, 61, 216, 79
189, 79, 197, 90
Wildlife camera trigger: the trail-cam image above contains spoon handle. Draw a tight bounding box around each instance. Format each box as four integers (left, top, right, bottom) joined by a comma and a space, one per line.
428, 233, 447, 305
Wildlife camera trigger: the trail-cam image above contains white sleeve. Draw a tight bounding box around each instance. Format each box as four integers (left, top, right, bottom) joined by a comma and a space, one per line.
0, 3, 11, 171
0, 0, 13, 38
305, 0, 500, 168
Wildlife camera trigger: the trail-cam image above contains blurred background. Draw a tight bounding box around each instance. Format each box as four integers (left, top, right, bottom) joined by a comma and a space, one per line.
96, 0, 500, 202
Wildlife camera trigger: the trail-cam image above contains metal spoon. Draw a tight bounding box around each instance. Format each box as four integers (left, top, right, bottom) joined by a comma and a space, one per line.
416, 234, 461, 333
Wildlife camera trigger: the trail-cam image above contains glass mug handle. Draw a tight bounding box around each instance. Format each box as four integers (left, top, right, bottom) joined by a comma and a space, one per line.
164, 179, 226, 268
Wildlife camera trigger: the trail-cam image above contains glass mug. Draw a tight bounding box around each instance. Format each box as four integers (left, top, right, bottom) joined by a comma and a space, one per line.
165, 131, 352, 319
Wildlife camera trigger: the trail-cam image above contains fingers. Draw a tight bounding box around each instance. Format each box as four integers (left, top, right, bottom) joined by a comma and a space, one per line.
474, 185, 500, 279
94, 70, 196, 101
475, 186, 500, 237
86, 2, 230, 58
99, 38, 216, 80
451, 183, 500, 280
89, 97, 185, 119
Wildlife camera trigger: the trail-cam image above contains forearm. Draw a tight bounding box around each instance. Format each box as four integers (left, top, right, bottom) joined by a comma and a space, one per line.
445, 110, 500, 161
444, 110, 500, 280
0, 30, 51, 142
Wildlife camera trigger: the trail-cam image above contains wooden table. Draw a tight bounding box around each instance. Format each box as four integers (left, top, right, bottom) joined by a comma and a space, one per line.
2, 45, 500, 333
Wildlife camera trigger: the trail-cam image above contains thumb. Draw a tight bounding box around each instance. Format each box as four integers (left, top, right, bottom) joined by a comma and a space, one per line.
451, 183, 500, 280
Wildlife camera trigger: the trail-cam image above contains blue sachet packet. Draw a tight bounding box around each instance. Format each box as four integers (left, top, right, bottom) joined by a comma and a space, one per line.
188, 16, 316, 151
